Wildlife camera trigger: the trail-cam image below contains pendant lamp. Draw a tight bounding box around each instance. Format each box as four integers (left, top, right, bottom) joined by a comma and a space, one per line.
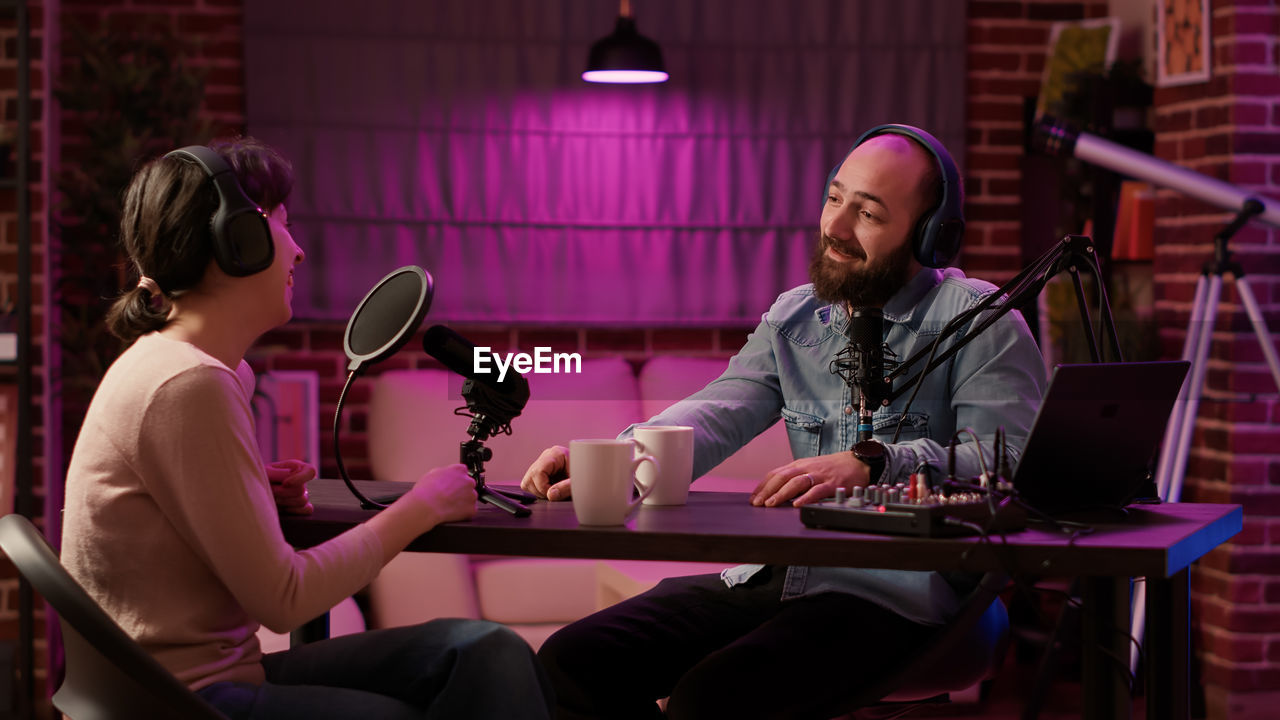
582, 0, 668, 84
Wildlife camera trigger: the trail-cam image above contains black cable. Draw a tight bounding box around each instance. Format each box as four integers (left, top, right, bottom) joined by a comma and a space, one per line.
949, 491, 1027, 576
333, 370, 388, 510
890, 246, 1065, 443
891, 309, 968, 443
947, 426, 998, 518
1014, 570, 1143, 690
953, 427, 993, 482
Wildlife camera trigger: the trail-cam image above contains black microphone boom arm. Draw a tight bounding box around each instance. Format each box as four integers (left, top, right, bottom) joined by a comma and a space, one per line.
885, 234, 1122, 403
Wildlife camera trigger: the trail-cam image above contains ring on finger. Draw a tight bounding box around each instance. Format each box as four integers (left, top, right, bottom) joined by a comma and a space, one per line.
802, 473, 814, 489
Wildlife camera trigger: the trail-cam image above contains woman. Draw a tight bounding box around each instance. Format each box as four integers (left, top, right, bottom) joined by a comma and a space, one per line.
60, 137, 553, 719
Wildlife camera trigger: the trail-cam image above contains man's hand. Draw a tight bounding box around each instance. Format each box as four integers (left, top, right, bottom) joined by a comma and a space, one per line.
266, 459, 317, 515
750, 451, 872, 508
520, 445, 572, 501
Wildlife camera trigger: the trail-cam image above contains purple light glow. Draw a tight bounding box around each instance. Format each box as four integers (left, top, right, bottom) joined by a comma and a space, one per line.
582, 69, 669, 84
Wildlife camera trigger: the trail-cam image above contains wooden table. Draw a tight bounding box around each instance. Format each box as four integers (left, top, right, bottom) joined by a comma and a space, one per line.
283, 479, 1242, 720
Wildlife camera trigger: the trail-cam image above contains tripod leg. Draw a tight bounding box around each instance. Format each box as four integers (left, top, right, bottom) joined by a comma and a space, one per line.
1157, 274, 1222, 503
1154, 275, 1208, 501
1130, 580, 1146, 678
490, 486, 538, 504
479, 486, 532, 517
1138, 275, 1220, 677
1233, 276, 1280, 395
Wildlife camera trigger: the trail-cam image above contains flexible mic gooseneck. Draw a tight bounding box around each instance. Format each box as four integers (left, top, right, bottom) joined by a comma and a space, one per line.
334, 266, 434, 509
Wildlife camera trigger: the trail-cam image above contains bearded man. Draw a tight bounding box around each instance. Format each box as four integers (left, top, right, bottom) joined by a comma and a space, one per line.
520, 125, 1047, 720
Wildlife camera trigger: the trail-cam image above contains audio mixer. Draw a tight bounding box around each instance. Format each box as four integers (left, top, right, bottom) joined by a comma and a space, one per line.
800, 482, 1026, 537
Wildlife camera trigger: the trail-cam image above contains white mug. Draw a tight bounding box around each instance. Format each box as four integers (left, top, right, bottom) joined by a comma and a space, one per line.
634, 425, 695, 506
569, 439, 658, 526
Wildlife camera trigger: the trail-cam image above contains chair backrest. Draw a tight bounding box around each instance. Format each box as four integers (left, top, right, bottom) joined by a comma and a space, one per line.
0, 514, 227, 720
855, 570, 1012, 708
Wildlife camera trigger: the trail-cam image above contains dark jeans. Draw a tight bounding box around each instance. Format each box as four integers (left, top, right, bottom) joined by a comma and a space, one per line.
198, 619, 554, 719
537, 567, 935, 720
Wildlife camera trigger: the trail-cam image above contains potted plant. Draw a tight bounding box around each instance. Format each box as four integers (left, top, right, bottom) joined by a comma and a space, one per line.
53, 17, 215, 473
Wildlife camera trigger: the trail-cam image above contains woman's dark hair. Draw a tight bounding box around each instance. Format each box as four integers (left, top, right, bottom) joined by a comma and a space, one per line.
105, 137, 294, 346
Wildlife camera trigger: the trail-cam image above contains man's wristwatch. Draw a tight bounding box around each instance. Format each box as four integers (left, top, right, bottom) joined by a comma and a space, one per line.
852, 439, 887, 485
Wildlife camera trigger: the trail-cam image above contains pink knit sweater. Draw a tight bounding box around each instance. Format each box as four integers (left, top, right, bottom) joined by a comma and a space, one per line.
62, 333, 383, 690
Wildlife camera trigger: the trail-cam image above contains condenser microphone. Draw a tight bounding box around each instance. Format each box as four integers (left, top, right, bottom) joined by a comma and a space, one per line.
422, 325, 530, 427
848, 307, 888, 408
1033, 115, 1280, 227
422, 325, 531, 404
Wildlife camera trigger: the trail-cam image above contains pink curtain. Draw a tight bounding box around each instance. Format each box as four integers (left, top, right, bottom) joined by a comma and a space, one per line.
245, 0, 966, 324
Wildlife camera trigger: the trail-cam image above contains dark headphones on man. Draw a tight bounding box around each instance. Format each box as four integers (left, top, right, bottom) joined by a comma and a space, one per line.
165, 145, 275, 277
825, 124, 965, 268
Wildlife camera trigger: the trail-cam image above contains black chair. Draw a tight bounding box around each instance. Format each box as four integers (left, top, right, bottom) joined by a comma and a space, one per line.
0, 513, 227, 720
843, 570, 1012, 720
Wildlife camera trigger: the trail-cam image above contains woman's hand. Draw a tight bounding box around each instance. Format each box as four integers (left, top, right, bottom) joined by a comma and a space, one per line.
749, 451, 872, 508
266, 459, 317, 515
405, 464, 478, 524
370, 464, 478, 564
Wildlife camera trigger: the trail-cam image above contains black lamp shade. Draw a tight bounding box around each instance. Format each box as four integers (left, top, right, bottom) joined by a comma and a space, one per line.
583, 17, 668, 83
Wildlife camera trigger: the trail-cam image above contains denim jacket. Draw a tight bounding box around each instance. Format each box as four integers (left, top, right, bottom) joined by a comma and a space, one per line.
631, 267, 1047, 625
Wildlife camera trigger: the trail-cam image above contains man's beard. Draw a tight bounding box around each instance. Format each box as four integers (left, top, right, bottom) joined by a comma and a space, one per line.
808, 232, 915, 307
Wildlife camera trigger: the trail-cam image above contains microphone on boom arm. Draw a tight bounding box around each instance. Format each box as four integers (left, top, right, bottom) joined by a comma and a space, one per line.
830, 307, 896, 442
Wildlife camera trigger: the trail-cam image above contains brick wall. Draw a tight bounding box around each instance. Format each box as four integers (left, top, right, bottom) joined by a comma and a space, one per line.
1149, 2, 1280, 717
58, 0, 244, 139
1, 0, 247, 712
54, 0, 247, 459
965, 0, 1110, 283
0, 0, 48, 708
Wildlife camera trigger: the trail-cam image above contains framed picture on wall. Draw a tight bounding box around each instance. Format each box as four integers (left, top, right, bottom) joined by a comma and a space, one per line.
1156, 0, 1210, 87
252, 370, 320, 468
1036, 17, 1121, 119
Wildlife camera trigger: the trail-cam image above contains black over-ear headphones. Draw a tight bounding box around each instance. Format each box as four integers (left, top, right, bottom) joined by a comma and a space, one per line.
824, 124, 965, 268
165, 145, 275, 277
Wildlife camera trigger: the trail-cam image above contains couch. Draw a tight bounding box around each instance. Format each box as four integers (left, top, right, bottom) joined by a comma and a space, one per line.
361, 355, 793, 648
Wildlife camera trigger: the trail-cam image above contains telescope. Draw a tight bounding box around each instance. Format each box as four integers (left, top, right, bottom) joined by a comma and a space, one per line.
1033, 116, 1280, 227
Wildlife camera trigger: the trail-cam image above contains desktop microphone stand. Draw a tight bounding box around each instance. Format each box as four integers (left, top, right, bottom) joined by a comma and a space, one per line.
459, 416, 532, 518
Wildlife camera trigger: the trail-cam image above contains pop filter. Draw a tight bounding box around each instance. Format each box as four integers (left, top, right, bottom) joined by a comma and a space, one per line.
334, 265, 432, 510
343, 266, 433, 374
